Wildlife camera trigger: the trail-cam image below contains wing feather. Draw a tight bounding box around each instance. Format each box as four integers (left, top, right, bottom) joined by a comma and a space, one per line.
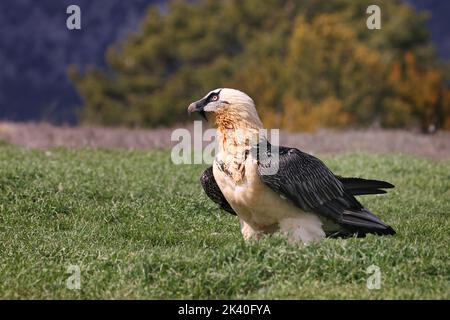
257, 144, 395, 236
200, 167, 236, 215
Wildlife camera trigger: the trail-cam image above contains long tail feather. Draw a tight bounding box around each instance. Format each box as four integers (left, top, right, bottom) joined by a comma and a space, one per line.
338, 177, 394, 196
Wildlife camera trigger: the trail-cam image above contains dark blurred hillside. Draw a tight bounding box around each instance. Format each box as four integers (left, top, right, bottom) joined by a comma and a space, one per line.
0, 0, 448, 124
0, 0, 164, 123
406, 0, 450, 61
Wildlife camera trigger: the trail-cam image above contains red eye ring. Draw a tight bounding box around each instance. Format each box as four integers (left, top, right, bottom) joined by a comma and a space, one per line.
211, 95, 218, 101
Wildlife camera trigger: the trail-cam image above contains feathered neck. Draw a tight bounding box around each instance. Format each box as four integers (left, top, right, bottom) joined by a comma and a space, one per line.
214, 103, 263, 131
214, 103, 263, 182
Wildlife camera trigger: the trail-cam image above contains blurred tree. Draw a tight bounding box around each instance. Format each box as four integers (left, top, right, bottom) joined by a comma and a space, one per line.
385, 52, 450, 132
70, 0, 450, 131
280, 14, 386, 131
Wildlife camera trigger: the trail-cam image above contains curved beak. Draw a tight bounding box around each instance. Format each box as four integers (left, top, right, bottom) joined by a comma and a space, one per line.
188, 100, 207, 120
188, 102, 201, 113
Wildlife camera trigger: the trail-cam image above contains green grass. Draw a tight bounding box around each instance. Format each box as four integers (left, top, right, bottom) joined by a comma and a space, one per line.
0, 144, 448, 299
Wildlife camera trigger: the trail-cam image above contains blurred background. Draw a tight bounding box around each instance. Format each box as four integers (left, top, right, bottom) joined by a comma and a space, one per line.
1, 0, 450, 153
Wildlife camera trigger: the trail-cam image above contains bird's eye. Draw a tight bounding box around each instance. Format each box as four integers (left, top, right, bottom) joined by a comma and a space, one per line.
211, 95, 219, 102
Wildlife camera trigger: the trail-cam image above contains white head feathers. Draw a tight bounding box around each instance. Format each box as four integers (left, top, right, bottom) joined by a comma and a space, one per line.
188, 88, 262, 129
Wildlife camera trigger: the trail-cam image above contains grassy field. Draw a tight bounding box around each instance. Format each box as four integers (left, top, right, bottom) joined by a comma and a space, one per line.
0, 142, 448, 299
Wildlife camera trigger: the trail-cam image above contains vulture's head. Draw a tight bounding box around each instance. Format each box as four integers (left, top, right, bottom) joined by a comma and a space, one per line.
188, 88, 263, 130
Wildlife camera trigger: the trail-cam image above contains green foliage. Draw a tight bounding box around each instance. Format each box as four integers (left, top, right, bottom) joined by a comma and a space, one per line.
70, 0, 449, 131
0, 145, 449, 298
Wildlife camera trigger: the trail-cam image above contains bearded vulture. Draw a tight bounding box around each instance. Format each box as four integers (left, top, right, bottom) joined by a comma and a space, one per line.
188, 88, 395, 243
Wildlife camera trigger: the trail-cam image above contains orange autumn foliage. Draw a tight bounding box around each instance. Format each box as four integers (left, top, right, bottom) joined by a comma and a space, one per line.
386, 52, 450, 132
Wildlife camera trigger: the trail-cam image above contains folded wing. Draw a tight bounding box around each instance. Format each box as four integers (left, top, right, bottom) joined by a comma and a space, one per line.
200, 166, 236, 215
257, 144, 395, 237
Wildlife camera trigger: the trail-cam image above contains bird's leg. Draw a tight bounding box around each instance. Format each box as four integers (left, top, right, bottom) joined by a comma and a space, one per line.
279, 215, 326, 244
239, 219, 262, 241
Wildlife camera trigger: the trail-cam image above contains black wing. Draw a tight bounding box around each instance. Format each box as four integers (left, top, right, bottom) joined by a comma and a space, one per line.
200, 167, 236, 215
257, 144, 395, 237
